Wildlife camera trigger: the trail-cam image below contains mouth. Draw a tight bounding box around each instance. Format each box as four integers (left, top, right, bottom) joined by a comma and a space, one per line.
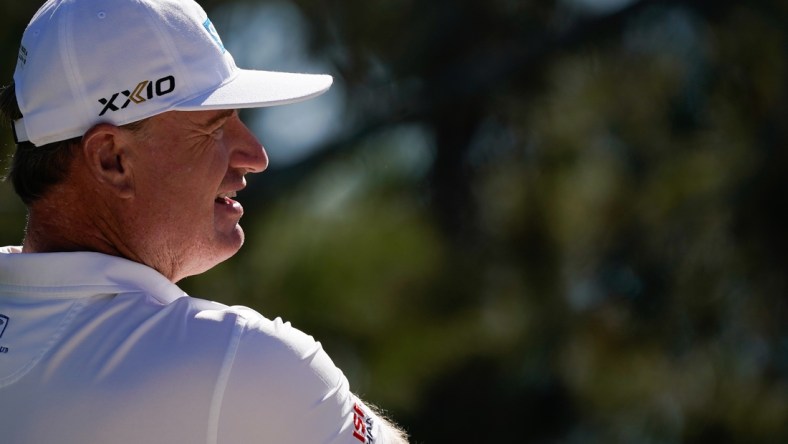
215, 190, 238, 204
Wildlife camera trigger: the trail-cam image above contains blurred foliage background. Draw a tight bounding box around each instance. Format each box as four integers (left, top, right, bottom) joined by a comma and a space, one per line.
2, 0, 787, 442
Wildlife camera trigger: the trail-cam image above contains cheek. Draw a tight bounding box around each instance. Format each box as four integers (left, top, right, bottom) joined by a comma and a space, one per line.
134, 145, 228, 208
154, 158, 219, 194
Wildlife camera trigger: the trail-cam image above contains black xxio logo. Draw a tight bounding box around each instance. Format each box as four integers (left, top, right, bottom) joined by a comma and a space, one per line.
98, 75, 176, 116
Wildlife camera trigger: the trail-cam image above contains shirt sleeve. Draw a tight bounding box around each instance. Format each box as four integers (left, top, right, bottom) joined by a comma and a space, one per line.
214, 312, 390, 444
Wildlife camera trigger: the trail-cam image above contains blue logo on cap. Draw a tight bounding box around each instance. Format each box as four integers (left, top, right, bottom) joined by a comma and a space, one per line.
203, 18, 226, 54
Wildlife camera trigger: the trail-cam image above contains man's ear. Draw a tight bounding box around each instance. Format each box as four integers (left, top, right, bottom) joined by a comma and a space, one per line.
81, 123, 135, 198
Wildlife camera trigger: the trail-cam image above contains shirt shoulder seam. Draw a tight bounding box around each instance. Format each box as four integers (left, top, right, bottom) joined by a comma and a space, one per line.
206, 311, 247, 444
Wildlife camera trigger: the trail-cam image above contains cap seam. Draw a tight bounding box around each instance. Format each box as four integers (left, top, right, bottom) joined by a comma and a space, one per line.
137, 0, 194, 104
59, 0, 92, 139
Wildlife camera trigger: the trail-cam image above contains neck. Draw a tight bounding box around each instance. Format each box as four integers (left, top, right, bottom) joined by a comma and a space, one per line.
22, 194, 118, 256
22, 192, 185, 283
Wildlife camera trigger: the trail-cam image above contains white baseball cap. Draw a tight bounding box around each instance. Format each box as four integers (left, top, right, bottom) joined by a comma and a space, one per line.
12, 0, 333, 147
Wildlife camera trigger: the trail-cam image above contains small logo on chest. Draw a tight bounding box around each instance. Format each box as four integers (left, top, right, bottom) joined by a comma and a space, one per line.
0, 314, 9, 353
0, 315, 8, 339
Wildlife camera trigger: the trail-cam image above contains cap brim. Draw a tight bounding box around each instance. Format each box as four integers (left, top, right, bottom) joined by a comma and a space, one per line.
175, 69, 333, 110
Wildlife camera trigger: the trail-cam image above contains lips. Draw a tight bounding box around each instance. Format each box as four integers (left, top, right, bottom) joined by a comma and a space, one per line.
215, 190, 237, 204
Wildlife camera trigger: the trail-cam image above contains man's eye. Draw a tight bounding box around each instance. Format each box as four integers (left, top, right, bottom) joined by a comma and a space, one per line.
212, 128, 224, 139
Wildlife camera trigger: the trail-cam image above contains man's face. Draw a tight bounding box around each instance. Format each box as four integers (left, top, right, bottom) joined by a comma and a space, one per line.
125, 109, 268, 281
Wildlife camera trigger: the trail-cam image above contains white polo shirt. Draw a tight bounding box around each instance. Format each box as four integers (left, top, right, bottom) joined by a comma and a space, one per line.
0, 246, 386, 444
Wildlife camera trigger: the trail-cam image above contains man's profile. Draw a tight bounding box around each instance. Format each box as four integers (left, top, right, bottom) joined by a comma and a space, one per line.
0, 0, 408, 442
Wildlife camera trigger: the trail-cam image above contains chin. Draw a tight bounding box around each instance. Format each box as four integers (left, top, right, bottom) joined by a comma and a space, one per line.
177, 228, 244, 281
215, 225, 246, 260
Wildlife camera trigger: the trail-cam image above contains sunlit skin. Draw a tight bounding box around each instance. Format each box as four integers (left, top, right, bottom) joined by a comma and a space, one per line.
22, 110, 268, 282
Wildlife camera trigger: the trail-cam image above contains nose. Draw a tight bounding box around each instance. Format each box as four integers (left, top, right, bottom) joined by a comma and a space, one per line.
226, 114, 268, 173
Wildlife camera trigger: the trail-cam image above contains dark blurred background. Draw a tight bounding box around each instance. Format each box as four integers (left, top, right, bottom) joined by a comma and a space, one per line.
2, 0, 787, 442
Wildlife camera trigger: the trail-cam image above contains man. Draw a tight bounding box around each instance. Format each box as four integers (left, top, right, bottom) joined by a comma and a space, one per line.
0, 0, 408, 443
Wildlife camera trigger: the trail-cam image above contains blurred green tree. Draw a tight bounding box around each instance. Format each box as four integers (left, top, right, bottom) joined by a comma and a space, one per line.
1, 0, 786, 442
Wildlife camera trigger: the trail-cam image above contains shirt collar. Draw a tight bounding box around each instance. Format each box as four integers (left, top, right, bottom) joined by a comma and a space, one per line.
0, 247, 186, 303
